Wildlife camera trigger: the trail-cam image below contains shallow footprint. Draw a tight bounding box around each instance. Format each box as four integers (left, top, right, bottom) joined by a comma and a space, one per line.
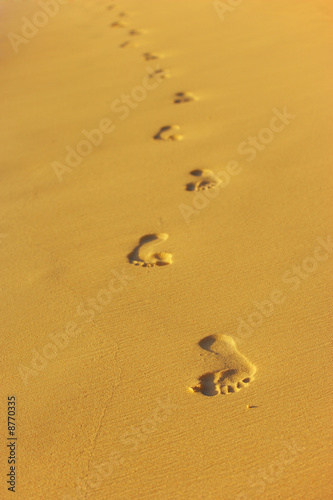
174, 91, 197, 104
148, 67, 170, 80
129, 29, 145, 36
154, 125, 183, 141
143, 52, 162, 61
120, 40, 138, 48
186, 169, 221, 191
128, 233, 173, 267
110, 21, 128, 28
190, 335, 256, 396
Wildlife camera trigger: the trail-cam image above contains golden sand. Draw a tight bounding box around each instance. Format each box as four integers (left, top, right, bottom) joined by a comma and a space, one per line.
1, 0, 332, 498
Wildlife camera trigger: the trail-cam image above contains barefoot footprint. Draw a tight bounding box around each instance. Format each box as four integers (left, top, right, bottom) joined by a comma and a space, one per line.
120, 40, 138, 48
190, 335, 256, 396
128, 233, 173, 267
154, 125, 183, 141
110, 21, 128, 28
143, 52, 162, 61
148, 68, 170, 80
186, 169, 221, 191
129, 29, 145, 36
174, 91, 197, 104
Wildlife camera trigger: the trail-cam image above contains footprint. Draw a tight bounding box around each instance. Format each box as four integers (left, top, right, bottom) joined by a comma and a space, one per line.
148, 68, 170, 80
143, 52, 162, 60
190, 335, 256, 396
186, 169, 221, 191
128, 233, 173, 267
119, 40, 138, 48
153, 125, 183, 141
129, 29, 145, 36
110, 21, 128, 28
174, 91, 197, 104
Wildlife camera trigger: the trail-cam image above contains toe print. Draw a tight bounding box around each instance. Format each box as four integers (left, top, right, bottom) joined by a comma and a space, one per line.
186, 169, 222, 191
154, 125, 183, 141
190, 335, 256, 396
174, 91, 197, 104
128, 233, 173, 267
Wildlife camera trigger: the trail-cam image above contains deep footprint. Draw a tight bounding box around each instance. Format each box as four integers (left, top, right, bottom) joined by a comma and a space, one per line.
186, 169, 221, 191
174, 91, 197, 104
128, 233, 173, 267
190, 335, 256, 396
154, 125, 183, 141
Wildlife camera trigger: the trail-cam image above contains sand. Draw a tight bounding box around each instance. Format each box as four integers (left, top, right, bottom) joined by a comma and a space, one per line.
0, 0, 332, 498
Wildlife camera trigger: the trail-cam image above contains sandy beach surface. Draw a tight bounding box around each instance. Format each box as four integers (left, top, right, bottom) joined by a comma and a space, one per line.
1, 0, 332, 498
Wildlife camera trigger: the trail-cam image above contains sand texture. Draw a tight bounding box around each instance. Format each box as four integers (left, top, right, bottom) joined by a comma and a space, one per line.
0, 0, 332, 499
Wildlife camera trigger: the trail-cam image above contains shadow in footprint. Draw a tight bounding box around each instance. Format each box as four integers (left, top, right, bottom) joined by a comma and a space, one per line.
196, 373, 219, 397
198, 335, 217, 353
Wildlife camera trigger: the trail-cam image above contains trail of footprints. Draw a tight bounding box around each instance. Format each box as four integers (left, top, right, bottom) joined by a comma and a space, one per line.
107, 3, 256, 397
